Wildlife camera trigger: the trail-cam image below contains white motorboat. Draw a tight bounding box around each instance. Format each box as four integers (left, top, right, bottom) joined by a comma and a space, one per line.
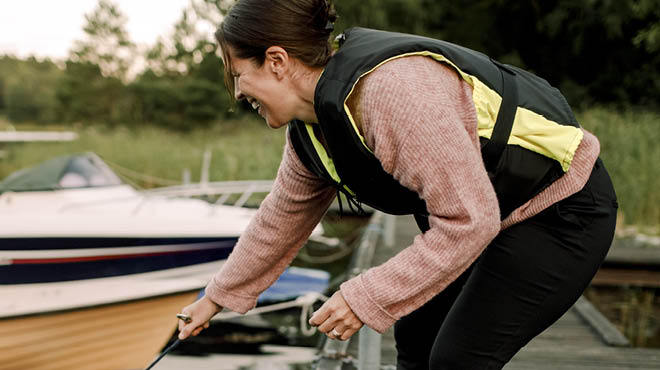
0, 153, 334, 368
0, 152, 325, 284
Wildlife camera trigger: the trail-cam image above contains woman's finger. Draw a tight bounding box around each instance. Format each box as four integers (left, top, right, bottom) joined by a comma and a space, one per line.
177, 296, 222, 340
316, 313, 340, 333
179, 321, 199, 340
179, 313, 210, 339
338, 324, 362, 341
192, 326, 205, 337
309, 290, 347, 329
328, 326, 344, 339
309, 305, 331, 327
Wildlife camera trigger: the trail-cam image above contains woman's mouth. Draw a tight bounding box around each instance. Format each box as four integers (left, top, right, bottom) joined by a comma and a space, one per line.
249, 99, 263, 116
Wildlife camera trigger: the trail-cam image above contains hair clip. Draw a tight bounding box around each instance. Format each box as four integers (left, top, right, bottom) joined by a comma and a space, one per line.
334, 33, 346, 47
325, 20, 334, 32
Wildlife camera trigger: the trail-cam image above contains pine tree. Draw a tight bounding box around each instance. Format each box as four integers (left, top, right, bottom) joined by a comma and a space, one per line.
69, 0, 136, 81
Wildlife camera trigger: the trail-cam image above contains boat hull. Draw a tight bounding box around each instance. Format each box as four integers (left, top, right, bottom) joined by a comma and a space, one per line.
1, 237, 236, 284
0, 290, 199, 370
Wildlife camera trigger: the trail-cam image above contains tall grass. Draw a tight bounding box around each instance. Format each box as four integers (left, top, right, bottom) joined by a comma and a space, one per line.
1, 108, 658, 228
577, 108, 660, 229
0, 117, 286, 188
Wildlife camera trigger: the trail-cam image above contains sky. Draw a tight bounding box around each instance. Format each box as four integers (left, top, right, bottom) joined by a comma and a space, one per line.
0, 0, 192, 60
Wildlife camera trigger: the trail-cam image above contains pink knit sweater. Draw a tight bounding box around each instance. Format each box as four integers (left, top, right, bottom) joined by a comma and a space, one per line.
205, 56, 600, 333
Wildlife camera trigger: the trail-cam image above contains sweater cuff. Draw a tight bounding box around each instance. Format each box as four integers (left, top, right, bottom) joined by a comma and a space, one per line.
340, 275, 397, 333
204, 281, 257, 314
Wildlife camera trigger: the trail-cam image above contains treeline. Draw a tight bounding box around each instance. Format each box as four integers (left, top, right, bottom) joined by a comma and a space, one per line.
0, 55, 232, 129
335, 0, 660, 108
0, 0, 658, 129
0, 0, 234, 130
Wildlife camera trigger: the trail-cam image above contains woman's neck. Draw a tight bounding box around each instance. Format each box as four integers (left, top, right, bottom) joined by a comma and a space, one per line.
292, 65, 324, 123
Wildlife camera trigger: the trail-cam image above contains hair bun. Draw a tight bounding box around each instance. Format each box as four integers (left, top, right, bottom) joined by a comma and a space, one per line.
326, 2, 337, 24
315, 0, 336, 33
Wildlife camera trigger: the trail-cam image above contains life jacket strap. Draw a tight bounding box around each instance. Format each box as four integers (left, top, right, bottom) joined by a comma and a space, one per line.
335, 182, 367, 218
481, 59, 519, 173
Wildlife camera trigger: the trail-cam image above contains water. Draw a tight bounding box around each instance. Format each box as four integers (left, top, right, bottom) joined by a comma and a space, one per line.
586, 286, 660, 348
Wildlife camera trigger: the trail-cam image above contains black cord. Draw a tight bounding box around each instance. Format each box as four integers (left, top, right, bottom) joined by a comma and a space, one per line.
144, 338, 182, 370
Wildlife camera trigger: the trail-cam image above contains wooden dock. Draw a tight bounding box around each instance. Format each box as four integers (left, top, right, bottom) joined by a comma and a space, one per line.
318, 213, 660, 370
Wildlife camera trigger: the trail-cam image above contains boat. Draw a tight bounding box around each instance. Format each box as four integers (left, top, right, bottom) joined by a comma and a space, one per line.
0, 152, 334, 368
0, 152, 327, 284
0, 276, 203, 370
0, 266, 331, 369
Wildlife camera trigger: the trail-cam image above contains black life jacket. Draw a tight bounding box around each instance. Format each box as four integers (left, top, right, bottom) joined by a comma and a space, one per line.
288, 27, 582, 228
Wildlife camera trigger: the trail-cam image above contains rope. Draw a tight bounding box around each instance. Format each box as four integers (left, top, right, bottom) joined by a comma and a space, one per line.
215, 292, 328, 337
296, 244, 355, 264
144, 293, 328, 369
144, 338, 182, 370
102, 157, 182, 187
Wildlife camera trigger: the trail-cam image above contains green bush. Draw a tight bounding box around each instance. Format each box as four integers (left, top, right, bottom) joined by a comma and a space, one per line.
55, 61, 125, 124
0, 78, 5, 111
0, 56, 62, 123
127, 75, 228, 130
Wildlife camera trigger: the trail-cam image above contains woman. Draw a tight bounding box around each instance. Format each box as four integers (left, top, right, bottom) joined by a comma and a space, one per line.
178, 1, 618, 369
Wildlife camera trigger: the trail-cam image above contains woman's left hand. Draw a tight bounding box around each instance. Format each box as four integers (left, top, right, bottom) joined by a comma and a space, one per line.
309, 291, 363, 341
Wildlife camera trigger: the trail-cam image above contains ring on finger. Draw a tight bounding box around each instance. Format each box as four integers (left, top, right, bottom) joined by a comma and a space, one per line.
331, 329, 342, 337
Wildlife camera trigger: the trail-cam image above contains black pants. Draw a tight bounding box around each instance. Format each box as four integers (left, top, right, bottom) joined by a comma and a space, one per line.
395, 159, 618, 370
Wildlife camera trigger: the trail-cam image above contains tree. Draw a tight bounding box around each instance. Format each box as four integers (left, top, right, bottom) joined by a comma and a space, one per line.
56, 61, 124, 124
69, 0, 136, 81
632, 0, 660, 53
1, 56, 62, 123
334, 0, 660, 108
132, 0, 233, 128
145, 0, 225, 76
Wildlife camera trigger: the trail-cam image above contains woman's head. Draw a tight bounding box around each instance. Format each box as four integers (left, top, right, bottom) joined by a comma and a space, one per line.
215, 0, 337, 98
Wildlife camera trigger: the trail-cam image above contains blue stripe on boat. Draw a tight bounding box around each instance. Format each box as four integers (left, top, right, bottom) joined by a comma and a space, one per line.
1, 240, 235, 284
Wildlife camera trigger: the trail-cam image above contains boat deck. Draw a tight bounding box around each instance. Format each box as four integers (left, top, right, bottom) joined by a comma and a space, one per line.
328, 214, 660, 370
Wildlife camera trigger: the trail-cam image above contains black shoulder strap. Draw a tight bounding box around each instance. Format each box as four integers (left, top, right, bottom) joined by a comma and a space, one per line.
288, 122, 331, 180
481, 60, 519, 172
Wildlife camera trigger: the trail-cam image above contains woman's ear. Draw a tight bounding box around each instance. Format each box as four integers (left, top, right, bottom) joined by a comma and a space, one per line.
264, 46, 289, 79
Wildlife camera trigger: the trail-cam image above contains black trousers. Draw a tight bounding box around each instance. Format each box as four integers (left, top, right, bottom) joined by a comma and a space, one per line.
395, 159, 618, 370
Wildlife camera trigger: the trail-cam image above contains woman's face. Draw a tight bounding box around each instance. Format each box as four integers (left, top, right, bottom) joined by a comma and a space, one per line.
226, 47, 294, 129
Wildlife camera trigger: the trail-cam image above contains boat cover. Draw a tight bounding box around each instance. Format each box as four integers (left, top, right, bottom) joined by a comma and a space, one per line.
0, 152, 121, 193
258, 267, 330, 303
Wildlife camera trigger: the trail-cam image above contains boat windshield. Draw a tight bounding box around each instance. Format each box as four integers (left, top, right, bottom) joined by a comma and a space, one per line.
0, 153, 122, 192
58, 156, 122, 189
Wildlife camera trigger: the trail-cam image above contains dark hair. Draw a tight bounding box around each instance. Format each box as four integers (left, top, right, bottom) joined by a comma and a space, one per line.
215, 0, 337, 99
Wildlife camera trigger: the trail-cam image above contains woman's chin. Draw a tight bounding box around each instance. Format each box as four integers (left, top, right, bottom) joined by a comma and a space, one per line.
264, 116, 287, 129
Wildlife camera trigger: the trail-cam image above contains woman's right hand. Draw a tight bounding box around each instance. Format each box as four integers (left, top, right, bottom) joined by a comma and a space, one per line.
177, 295, 223, 340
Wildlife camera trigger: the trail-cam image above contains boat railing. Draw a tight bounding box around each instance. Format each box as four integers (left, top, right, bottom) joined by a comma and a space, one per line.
141, 180, 274, 208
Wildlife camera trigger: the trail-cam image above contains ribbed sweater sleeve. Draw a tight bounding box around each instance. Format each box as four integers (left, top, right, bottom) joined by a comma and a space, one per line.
204, 136, 336, 313
339, 56, 599, 333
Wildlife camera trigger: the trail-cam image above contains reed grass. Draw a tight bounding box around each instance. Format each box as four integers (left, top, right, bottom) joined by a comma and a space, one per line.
576, 107, 660, 229
0, 116, 286, 188
1, 107, 658, 228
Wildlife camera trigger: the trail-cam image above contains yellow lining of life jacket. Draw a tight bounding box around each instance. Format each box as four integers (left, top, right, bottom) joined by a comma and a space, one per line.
343, 51, 583, 172
304, 123, 356, 196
